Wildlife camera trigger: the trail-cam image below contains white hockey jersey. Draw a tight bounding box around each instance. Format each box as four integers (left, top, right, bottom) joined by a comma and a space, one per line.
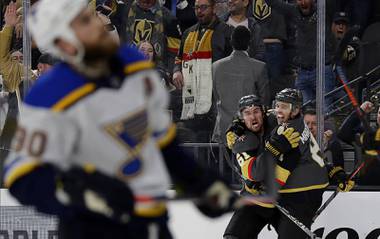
4, 47, 174, 216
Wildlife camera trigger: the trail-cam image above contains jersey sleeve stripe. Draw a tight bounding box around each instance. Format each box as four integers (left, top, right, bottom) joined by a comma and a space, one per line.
4, 160, 41, 188
247, 156, 257, 180
124, 61, 154, 75
275, 165, 290, 186
51, 83, 96, 112
156, 124, 177, 149
279, 183, 329, 193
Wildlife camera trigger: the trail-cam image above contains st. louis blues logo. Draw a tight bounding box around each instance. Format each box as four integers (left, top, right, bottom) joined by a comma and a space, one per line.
104, 109, 149, 178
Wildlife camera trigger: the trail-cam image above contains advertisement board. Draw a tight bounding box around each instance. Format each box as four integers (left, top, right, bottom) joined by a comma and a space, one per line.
1, 190, 380, 239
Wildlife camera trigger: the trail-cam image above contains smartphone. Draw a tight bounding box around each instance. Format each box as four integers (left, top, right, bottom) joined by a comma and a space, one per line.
96, 5, 112, 17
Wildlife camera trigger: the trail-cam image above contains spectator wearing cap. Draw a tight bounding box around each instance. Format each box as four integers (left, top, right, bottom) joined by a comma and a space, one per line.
331, 11, 349, 42
212, 26, 269, 144
37, 53, 60, 76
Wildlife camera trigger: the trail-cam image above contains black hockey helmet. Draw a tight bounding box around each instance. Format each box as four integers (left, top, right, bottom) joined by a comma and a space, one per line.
275, 88, 303, 107
238, 94, 264, 112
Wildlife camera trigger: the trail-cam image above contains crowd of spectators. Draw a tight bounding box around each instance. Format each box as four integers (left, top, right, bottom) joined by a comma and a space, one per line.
0, 0, 380, 185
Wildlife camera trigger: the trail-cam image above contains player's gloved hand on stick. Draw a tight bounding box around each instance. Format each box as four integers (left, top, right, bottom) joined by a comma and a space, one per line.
55, 165, 134, 223
195, 181, 239, 218
265, 127, 300, 157
361, 128, 380, 155
328, 166, 354, 192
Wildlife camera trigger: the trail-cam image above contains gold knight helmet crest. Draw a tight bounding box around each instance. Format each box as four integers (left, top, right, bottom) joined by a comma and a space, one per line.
252, 0, 271, 20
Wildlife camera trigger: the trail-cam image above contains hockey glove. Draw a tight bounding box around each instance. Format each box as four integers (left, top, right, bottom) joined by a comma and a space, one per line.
360, 128, 380, 155
195, 181, 238, 218
265, 127, 300, 157
55, 166, 134, 223
243, 180, 265, 196
227, 117, 246, 137
226, 117, 246, 149
328, 166, 354, 192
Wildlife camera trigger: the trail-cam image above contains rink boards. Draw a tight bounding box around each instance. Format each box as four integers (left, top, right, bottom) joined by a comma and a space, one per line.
1, 189, 380, 239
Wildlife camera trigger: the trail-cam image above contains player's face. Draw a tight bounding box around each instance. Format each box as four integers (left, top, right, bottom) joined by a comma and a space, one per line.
70, 7, 118, 61
195, 0, 215, 25
138, 41, 154, 61
296, 0, 313, 15
242, 106, 264, 133
275, 101, 292, 124
377, 107, 380, 125
304, 114, 317, 137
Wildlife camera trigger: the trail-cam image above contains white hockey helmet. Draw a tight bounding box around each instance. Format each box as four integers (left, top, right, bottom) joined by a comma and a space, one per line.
28, 0, 88, 64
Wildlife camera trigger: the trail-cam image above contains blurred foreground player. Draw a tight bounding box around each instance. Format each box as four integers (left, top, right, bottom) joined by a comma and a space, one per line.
3, 0, 238, 238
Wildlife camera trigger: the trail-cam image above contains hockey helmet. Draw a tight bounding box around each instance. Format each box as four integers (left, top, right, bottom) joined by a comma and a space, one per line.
275, 88, 303, 107
238, 94, 264, 112
28, 0, 88, 63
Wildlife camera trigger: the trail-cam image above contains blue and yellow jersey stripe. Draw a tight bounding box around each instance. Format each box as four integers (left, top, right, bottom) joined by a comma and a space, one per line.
24, 63, 96, 111
153, 124, 177, 149
4, 156, 41, 188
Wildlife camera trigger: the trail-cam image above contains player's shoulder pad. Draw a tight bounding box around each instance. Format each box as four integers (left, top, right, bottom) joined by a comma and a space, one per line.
232, 130, 260, 154
117, 45, 155, 75
24, 63, 96, 111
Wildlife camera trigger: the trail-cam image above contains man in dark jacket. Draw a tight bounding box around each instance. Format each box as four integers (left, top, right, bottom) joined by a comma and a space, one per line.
338, 101, 380, 185
212, 26, 269, 144
221, 0, 265, 60
264, 0, 337, 111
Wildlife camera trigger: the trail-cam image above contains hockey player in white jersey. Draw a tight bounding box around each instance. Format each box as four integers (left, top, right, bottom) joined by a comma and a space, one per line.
2, 0, 238, 238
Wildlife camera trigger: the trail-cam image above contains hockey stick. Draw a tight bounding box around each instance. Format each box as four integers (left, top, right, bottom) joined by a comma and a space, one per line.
311, 160, 365, 223
275, 202, 321, 239
222, 148, 321, 239
135, 193, 276, 207
312, 66, 380, 223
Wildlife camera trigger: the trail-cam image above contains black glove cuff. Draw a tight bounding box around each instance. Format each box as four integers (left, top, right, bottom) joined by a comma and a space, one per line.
328, 166, 344, 179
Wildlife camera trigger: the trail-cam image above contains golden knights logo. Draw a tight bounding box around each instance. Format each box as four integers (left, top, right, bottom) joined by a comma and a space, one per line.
252, 0, 271, 20
133, 19, 154, 45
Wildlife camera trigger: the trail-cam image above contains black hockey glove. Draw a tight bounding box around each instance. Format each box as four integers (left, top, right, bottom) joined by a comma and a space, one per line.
243, 180, 265, 196
227, 117, 246, 137
195, 181, 239, 218
361, 128, 380, 155
328, 166, 354, 192
265, 127, 300, 157
55, 166, 134, 223
226, 117, 246, 149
